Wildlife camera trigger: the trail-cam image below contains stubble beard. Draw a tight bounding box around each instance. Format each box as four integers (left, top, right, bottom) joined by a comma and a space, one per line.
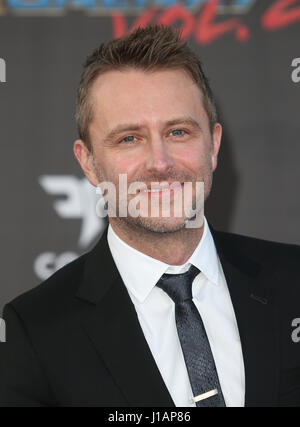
92, 155, 213, 236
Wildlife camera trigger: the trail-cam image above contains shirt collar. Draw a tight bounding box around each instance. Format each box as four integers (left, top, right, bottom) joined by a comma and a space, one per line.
107, 217, 220, 304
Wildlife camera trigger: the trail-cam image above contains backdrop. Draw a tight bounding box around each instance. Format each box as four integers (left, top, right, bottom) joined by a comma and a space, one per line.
1, 0, 300, 313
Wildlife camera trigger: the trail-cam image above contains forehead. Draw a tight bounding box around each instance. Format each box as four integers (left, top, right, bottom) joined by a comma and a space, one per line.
89, 68, 208, 131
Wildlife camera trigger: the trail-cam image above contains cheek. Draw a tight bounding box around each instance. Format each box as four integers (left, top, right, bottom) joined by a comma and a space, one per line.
117, 156, 140, 176
181, 149, 208, 171
103, 153, 142, 183
186, 151, 213, 180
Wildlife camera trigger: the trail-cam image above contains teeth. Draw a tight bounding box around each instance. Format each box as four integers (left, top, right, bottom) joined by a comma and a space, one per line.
141, 188, 170, 193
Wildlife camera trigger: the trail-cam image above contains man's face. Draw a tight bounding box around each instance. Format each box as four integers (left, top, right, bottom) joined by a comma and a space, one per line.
74, 68, 221, 233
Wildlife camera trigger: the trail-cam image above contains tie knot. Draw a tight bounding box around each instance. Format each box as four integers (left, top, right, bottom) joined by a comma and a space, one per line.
156, 264, 200, 303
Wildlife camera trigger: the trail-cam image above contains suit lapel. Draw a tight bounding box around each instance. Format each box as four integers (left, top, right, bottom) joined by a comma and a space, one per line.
76, 227, 175, 407
76, 224, 280, 407
212, 228, 280, 407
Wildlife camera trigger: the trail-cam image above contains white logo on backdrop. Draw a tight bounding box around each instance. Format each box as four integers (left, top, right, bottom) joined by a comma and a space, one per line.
34, 175, 106, 281
39, 175, 105, 248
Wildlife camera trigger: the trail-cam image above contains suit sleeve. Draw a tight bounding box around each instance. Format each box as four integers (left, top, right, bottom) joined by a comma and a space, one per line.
0, 303, 54, 407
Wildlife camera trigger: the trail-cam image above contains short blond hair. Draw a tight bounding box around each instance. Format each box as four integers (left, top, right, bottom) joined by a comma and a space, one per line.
76, 25, 217, 151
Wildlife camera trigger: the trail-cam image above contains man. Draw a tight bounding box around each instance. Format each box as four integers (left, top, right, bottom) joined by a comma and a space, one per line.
0, 25, 299, 407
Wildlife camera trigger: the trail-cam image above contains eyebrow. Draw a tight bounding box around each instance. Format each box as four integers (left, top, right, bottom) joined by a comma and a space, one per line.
102, 116, 202, 144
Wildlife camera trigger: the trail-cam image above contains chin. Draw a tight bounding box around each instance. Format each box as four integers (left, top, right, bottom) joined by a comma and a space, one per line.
123, 216, 189, 234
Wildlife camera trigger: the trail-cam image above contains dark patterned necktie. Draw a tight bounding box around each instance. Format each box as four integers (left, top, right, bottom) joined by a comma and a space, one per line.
156, 264, 226, 407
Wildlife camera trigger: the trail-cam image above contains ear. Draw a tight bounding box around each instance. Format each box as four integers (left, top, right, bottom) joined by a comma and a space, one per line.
211, 123, 222, 173
73, 139, 99, 187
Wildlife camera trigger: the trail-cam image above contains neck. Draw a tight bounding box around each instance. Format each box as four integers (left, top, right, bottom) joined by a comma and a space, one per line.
108, 218, 204, 265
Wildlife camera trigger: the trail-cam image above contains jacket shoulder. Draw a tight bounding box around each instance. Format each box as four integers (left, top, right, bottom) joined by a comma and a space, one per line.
213, 229, 300, 266
5, 251, 88, 321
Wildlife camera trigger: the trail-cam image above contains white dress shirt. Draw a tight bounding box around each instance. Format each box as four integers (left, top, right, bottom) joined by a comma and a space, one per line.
107, 217, 245, 407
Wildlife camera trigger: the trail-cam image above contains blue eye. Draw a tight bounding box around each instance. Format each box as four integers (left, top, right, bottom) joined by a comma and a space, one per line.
121, 135, 137, 143
170, 129, 185, 137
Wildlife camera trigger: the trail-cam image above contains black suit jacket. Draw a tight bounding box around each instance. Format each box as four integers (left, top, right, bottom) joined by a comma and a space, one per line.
0, 226, 300, 407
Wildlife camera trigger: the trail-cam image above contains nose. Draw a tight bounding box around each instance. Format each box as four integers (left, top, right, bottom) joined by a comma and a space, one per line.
144, 137, 174, 175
